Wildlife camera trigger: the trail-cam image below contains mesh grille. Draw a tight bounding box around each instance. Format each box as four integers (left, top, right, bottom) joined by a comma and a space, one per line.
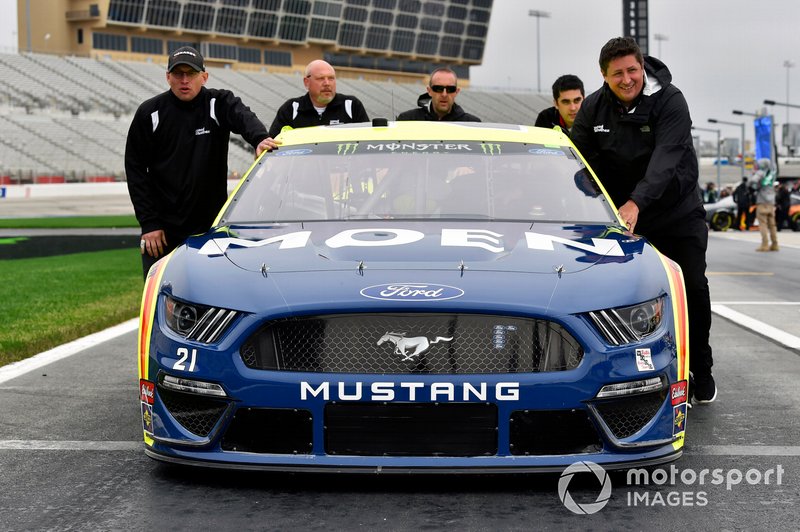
157, 386, 229, 437
509, 410, 602, 455
594, 389, 667, 439
325, 402, 498, 457
240, 314, 583, 374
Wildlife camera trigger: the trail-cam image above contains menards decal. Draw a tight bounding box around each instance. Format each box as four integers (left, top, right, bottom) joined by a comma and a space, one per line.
199, 228, 625, 256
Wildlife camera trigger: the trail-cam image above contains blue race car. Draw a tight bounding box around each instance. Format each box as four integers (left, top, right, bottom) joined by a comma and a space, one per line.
138, 121, 690, 473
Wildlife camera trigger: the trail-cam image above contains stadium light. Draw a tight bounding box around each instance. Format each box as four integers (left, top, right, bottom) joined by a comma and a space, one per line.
764, 99, 800, 109
528, 10, 550, 94
784, 60, 795, 123
692, 126, 721, 190
708, 118, 745, 178
732, 109, 759, 117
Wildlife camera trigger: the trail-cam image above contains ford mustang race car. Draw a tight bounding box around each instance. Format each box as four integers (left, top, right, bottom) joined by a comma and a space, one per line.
138, 121, 689, 472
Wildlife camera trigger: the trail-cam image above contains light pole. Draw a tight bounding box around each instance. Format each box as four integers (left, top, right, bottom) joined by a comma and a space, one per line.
708, 118, 746, 178
764, 99, 800, 156
653, 33, 668, 58
783, 60, 795, 124
692, 126, 721, 190
528, 9, 550, 94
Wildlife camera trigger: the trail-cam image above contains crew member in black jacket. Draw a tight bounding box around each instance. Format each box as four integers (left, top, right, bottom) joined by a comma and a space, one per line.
534, 74, 584, 134
571, 37, 716, 403
125, 46, 276, 278
268, 60, 369, 138
397, 67, 481, 122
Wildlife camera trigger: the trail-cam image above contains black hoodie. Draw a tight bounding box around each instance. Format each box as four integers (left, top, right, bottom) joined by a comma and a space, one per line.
396, 92, 481, 122
570, 56, 703, 235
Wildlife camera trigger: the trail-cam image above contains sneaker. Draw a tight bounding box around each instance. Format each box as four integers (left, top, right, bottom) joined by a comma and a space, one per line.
693, 374, 717, 403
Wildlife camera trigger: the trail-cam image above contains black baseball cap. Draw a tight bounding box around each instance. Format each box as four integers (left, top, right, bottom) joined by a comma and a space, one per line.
168, 46, 205, 72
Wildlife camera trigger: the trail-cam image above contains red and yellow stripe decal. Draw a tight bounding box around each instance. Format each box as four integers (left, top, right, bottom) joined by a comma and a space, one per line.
137, 258, 168, 382
656, 253, 689, 451
656, 253, 689, 382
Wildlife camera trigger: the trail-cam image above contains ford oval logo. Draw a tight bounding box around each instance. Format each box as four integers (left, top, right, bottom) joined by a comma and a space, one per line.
360, 283, 464, 301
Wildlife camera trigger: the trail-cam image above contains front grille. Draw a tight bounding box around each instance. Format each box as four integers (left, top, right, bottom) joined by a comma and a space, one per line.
509, 410, 602, 455
594, 389, 668, 439
325, 402, 497, 456
157, 385, 229, 437
221, 408, 313, 454
240, 314, 583, 374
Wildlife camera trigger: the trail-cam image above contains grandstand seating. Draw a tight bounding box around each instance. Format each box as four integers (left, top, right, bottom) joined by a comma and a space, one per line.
0, 51, 553, 183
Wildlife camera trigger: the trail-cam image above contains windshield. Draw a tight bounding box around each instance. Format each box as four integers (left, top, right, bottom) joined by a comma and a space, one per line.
220, 141, 616, 224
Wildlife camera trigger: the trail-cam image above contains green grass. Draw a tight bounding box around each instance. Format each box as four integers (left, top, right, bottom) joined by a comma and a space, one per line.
0, 248, 142, 366
0, 215, 139, 229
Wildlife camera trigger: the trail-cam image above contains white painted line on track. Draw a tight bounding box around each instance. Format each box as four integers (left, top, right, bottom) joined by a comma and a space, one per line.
711, 304, 800, 350
0, 439, 797, 457
690, 445, 800, 457
713, 301, 800, 305
0, 318, 139, 384
0, 440, 141, 451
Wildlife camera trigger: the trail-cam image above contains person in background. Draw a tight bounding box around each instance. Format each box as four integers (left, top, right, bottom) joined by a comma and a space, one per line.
534, 74, 585, 134
125, 46, 277, 278
571, 36, 716, 403
397, 67, 481, 122
732, 176, 752, 230
703, 182, 719, 203
749, 158, 779, 251
268, 60, 369, 138
775, 181, 791, 230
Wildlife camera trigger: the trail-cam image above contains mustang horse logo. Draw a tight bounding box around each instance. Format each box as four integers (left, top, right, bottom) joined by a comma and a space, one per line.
377, 332, 453, 361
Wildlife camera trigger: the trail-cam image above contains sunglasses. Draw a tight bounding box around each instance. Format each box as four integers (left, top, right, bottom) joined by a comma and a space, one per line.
430, 85, 458, 94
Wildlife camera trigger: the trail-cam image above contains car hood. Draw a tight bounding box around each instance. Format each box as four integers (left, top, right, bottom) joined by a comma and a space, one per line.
163, 222, 665, 316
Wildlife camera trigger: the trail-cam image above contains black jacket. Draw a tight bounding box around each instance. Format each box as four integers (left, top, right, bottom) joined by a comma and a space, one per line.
125, 87, 268, 238
534, 106, 569, 135
268, 93, 369, 137
571, 56, 703, 235
396, 93, 481, 122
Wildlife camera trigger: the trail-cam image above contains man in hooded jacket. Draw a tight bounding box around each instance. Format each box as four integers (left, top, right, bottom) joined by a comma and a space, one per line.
397, 67, 481, 122
571, 37, 716, 403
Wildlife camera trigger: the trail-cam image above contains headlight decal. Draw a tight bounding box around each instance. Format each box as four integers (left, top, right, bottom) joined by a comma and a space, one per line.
656, 253, 689, 383
138, 258, 169, 383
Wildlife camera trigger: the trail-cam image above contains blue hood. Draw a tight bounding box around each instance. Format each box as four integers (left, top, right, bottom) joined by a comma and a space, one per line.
163, 222, 666, 317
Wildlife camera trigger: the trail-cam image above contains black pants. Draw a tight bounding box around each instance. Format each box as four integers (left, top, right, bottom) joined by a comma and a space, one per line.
642, 213, 713, 378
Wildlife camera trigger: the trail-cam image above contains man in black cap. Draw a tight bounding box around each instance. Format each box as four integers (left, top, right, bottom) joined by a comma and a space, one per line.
125, 46, 278, 278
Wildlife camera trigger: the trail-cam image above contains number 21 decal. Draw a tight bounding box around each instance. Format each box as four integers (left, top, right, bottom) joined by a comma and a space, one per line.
173, 347, 197, 371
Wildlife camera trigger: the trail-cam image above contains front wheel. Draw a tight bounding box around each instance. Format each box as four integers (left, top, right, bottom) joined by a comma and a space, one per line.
710, 211, 734, 231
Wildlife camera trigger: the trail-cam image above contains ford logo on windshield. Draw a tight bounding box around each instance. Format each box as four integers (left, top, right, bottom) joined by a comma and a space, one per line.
360, 283, 464, 301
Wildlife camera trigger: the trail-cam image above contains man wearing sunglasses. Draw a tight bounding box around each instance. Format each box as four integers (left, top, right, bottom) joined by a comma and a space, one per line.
397, 67, 481, 122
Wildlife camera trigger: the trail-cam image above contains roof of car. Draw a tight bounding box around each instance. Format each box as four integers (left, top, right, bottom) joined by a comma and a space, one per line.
273, 121, 572, 146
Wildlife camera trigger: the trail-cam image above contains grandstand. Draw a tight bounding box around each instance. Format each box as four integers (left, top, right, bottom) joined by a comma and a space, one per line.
0, 50, 552, 183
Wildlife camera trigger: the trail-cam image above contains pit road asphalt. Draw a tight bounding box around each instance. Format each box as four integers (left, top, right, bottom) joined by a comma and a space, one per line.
0, 192, 798, 530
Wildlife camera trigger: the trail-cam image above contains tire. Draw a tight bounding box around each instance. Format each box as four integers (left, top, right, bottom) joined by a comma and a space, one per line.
710, 211, 734, 232
791, 212, 800, 232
